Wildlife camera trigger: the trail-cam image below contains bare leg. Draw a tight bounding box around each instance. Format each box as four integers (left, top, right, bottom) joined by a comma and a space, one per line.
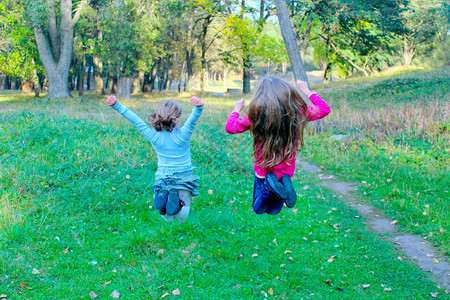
174, 189, 192, 223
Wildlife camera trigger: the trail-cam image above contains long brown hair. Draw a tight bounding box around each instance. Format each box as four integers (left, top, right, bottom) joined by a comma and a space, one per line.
149, 100, 183, 132
248, 76, 309, 169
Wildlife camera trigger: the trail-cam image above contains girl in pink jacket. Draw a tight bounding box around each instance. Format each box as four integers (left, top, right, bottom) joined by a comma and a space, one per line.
225, 76, 330, 215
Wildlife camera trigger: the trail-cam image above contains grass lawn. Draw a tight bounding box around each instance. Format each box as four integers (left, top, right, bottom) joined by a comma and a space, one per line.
0, 71, 447, 298
305, 67, 450, 256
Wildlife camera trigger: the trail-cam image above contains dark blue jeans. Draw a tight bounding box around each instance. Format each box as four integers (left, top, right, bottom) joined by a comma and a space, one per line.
253, 176, 284, 215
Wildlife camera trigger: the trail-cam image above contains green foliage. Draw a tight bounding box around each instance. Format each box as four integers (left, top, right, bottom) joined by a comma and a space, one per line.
0, 0, 42, 79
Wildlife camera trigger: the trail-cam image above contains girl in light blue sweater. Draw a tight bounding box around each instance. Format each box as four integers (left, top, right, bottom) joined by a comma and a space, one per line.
106, 96, 205, 222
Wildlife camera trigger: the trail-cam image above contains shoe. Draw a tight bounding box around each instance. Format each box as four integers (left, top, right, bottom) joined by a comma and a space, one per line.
265, 172, 288, 199
154, 189, 169, 210
159, 206, 166, 215
266, 196, 284, 215
166, 189, 182, 215
282, 174, 297, 208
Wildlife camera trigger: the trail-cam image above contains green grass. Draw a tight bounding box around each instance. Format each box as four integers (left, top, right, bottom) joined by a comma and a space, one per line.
0, 75, 447, 298
305, 67, 450, 256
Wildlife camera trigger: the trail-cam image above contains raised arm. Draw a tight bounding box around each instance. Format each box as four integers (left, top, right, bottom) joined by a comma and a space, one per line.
296, 80, 331, 121
179, 96, 205, 141
225, 98, 251, 134
106, 96, 157, 142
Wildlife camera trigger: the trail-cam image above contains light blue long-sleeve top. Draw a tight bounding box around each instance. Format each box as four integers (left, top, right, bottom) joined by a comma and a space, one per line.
112, 101, 204, 172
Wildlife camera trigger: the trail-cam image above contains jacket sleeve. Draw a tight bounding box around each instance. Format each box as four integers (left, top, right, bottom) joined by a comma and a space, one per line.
178, 104, 205, 142
305, 92, 331, 121
225, 112, 251, 134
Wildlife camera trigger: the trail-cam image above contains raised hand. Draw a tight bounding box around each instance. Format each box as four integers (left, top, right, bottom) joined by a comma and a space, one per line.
234, 98, 245, 113
191, 96, 204, 107
106, 95, 118, 106
296, 80, 310, 95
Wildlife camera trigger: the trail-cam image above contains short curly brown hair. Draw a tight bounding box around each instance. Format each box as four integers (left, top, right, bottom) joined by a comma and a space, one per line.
148, 100, 183, 132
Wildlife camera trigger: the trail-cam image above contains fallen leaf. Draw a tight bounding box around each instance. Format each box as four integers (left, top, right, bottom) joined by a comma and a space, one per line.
110, 290, 120, 298
232, 284, 242, 289
63, 248, 69, 254
327, 255, 336, 263
112, 268, 117, 273
89, 291, 98, 299
268, 288, 274, 296
387, 179, 392, 183
32, 268, 40, 275
391, 220, 398, 225
288, 257, 294, 262
302, 237, 308, 241
20, 282, 27, 288
172, 289, 180, 296
280, 264, 286, 268
208, 189, 213, 195
0, 294, 6, 298
333, 224, 339, 229
445, 289, 449, 294
431, 292, 438, 298
384, 288, 392, 292
362, 284, 370, 289
433, 259, 439, 263
397, 256, 403, 261
273, 239, 278, 246
440, 228, 445, 233
276, 275, 280, 280
284, 250, 292, 254
161, 292, 170, 298
326, 279, 332, 285
182, 250, 189, 256
156, 249, 164, 256
252, 253, 258, 258
125, 175, 131, 179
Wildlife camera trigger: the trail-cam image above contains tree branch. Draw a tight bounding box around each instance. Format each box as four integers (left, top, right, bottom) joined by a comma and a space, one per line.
72, 0, 88, 26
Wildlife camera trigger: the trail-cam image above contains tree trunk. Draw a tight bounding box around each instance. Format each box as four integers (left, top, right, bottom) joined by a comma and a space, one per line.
29, 0, 85, 98
32, 64, 41, 97
92, 18, 104, 95
185, 9, 195, 92
22, 77, 33, 94
143, 72, 151, 92
132, 71, 144, 94
274, 0, 309, 83
93, 55, 104, 95
403, 38, 415, 67
4, 76, 11, 90
243, 54, 251, 94
86, 57, 92, 90
116, 76, 132, 99
165, 69, 172, 93
78, 54, 85, 96
150, 59, 160, 92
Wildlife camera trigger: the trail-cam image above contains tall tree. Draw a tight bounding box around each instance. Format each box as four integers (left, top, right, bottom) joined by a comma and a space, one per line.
24, 0, 87, 98
274, 0, 308, 82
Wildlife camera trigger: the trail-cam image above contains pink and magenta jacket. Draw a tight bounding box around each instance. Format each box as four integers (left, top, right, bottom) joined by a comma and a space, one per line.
225, 92, 330, 178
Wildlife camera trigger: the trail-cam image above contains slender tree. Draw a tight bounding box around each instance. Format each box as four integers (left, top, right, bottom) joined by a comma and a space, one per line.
274, 0, 308, 82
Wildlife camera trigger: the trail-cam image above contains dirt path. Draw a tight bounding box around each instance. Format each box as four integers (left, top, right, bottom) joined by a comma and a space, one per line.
297, 159, 450, 291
